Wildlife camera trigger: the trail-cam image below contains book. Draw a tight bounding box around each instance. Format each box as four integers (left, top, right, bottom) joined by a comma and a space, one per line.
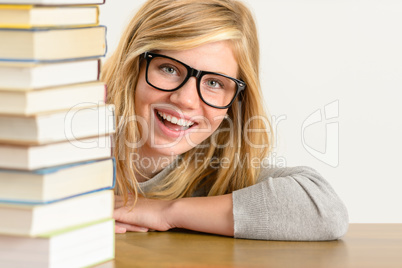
0, 81, 106, 115
0, 5, 99, 28
0, 104, 115, 145
0, 135, 113, 170
0, 26, 106, 62
0, 219, 114, 268
0, 0, 105, 5
0, 158, 115, 204
0, 190, 113, 236
0, 59, 100, 90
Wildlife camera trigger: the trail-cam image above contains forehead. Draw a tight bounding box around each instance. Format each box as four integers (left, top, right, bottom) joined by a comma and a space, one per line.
155, 41, 238, 77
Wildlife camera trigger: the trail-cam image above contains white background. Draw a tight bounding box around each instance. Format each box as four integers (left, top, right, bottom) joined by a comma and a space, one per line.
100, 0, 402, 223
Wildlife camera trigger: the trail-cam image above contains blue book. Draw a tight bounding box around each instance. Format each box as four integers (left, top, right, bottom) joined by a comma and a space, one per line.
0, 157, 115, 204
0, 26, 107, 62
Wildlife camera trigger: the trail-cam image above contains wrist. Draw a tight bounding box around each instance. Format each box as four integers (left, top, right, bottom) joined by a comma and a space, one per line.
163, 195, 235, 236
166, 198, 184, 229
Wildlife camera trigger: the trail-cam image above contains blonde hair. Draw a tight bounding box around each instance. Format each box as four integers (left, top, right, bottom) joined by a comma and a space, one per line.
102, 0, 273, 201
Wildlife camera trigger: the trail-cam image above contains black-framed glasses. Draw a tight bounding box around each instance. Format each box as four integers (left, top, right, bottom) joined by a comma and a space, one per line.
143, 52, 246, 109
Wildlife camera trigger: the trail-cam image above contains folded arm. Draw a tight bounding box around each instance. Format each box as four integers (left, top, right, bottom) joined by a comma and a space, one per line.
114, 166, 348, 240
232, 165, 349, 240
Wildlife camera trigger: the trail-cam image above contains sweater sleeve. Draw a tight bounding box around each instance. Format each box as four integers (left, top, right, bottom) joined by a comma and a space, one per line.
232, 165, 349, 241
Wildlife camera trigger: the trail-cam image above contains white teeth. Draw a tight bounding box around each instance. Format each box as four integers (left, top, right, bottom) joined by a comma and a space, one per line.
157, 111, 195, 127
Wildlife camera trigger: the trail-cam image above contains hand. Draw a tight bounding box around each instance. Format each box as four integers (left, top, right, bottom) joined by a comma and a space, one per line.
114, 221, 148, 234
113, 195, 176, 234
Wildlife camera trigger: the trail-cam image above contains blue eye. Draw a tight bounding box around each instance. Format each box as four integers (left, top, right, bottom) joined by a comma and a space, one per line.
206, 79, 224, 89
163, 67, 175, 74
160, 64, 179, 76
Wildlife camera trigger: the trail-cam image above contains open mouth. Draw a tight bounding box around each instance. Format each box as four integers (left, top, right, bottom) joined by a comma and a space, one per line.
155, 109, 197, 132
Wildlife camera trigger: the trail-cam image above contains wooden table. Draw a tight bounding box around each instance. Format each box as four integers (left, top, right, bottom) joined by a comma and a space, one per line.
97, 224, 402, 268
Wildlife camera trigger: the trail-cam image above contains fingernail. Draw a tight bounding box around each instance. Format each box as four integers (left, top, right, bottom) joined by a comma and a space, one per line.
138, 227, 148, 232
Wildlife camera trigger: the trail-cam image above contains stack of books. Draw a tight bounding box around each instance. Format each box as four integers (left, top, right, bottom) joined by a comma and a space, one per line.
0, 0, 116, 267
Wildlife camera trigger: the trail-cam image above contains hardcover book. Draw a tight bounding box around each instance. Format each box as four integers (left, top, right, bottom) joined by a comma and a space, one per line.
0, 59, 100, 90
0, 135, 113, 170
0, 104, 115, 145
0, 190, 114, 236
0, 81, 106, 115
0, 0, 105, 5
0, 26, 107, 62
0, 158, 115, 204
0, 5, 99, 28
0, 219, 114, 268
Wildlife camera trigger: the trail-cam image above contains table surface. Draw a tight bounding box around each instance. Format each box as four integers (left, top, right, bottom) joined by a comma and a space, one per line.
97, 224, 402, 268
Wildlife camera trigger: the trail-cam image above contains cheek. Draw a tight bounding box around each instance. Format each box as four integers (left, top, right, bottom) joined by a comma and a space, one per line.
201, 108, 228, 134
186, 113, 226, 148
135, 77, 165, 116
135, 78, 152, 104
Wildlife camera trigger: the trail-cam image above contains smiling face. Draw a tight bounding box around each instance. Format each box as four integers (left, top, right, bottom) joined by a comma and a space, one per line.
134, 41, 239, 161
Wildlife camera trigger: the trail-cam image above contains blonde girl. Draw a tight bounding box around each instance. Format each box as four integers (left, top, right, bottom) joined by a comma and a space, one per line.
102, 0, 348, 240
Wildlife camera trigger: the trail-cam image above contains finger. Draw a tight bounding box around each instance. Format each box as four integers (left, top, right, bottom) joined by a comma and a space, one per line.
116, 221, 148, 233
115, 224, 126, 234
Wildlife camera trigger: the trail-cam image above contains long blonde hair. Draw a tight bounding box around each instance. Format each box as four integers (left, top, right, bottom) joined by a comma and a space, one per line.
102, 0, 273, 201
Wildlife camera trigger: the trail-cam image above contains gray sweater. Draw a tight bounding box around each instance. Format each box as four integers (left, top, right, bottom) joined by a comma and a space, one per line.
138, 163, 349, 241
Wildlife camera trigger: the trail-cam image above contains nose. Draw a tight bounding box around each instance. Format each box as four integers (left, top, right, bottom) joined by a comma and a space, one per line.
169, 77, 201, 110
